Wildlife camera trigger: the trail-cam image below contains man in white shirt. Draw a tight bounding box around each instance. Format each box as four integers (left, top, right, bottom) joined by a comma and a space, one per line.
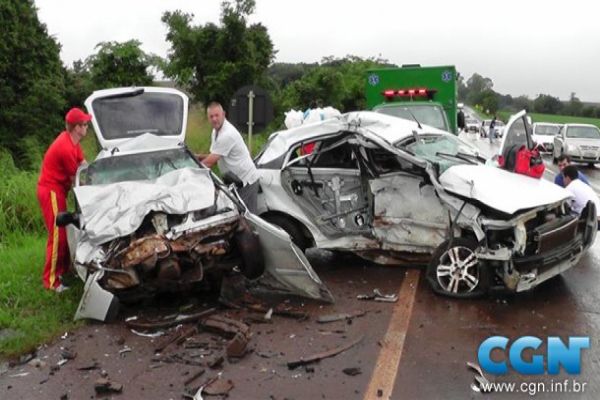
197, 102, 260, 213
563, 165, 600, 223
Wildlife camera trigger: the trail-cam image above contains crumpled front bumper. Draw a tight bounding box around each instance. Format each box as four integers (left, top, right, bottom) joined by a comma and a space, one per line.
477, 206, 596, 293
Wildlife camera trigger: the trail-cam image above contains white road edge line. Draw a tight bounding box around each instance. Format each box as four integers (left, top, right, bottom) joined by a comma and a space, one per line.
363, 269, 420, 400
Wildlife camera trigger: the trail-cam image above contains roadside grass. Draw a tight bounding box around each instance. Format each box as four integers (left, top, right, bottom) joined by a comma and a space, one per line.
0, 234, 83, 357
497, 111, 600, 128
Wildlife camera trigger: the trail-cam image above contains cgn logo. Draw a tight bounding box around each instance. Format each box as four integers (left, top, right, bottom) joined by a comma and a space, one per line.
478, 336, 590, 375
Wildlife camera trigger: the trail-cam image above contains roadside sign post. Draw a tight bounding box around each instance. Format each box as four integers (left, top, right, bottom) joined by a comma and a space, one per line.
247, 90, 255, 153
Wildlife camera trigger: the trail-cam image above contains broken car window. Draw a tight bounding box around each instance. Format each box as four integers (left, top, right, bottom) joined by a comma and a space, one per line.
288, 135, 358, 169
86, 148, 201, 185
401, 134, 480, 173
92, 92, 184, 140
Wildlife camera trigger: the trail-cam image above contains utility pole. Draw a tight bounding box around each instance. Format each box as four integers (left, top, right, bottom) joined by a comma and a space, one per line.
247, 90, 255, 153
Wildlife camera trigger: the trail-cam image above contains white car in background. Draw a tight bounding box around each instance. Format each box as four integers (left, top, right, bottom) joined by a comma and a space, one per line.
480, 119, 505, 138
465, 118, 479, 133
553, 123, 600, 166
532, 122, 561, 153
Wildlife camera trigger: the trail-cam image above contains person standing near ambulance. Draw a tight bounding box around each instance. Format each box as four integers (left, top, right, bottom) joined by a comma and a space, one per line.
37, 107, 91, 291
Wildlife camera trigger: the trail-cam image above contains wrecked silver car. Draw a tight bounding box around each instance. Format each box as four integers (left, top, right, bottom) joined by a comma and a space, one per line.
59, 87, 332, 321
255, 111, 597, 298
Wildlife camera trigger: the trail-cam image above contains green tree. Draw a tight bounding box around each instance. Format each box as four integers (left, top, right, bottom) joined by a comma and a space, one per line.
63, 60, 94, 109
86, 40, 156, 88
533, 94, 563, 114
465, 73, 494, 105
457, 72, 468, 102
479, 90, 499, 114
563, 92, 583, 116
161, 0, 275, 106
0, 0, 66, 166
273, 56, 392, 117
512, 95, 532, 112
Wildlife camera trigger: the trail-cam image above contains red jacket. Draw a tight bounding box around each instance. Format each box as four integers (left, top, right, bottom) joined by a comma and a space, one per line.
38, 131, 84, 193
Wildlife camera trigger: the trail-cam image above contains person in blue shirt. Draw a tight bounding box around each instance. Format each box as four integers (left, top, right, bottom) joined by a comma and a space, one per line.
554, 155, 590, 187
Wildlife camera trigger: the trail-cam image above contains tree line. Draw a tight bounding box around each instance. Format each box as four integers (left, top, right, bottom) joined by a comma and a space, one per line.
2, 0, 597, 169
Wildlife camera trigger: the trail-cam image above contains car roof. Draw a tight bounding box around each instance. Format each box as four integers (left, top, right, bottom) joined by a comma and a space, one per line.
533, 122, 561, 126
258, 111, 447, 165
563, 123, 599, 128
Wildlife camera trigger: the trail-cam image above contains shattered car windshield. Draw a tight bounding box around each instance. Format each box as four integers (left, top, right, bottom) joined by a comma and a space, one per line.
400, 134, 481, 173
92, 92, 184, 140
375, 104, 448, 131
85, 148, 201, 185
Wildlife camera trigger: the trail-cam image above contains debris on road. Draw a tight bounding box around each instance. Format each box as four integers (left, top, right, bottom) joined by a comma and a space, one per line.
200, 315, 250, 339
287, 335, 364, 369
204, 377, 234, 396
184, 368, 206, 386
125, 308, 218, 330
27, 358, 46, 368
130, 329, 165, 338
9, 372, 30, 378
118, 346, 132, 357
76, 361, 100, 371
155, 325, 197, 353
226, 331, 249, 358
467, 361, 493, 393
207, 355, 224, 369
94, 378, 123, 394
357, 289, 398, 303
60, 348, 77, 360
317, 311, 366, 324
342, 367, 362, 376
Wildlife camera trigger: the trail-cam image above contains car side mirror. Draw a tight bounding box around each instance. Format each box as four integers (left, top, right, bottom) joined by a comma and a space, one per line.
56, 212, 80, 228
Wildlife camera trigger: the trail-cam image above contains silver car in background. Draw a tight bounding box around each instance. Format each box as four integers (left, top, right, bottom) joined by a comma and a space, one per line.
553, 123, 600, 166
532, 122, 561, 153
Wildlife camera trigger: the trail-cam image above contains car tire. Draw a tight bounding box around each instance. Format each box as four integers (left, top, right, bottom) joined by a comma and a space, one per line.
426, 238, 490, 298
263, 214, 310, 252
234, 218, 265, 280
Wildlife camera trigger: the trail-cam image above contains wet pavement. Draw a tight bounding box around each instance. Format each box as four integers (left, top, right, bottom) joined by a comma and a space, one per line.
2, 134, 600, 399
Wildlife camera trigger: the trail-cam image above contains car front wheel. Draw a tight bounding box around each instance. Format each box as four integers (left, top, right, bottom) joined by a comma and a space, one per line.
426, 238, 490, 298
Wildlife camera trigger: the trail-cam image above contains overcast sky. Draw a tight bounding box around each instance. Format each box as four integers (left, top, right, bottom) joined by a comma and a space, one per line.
35, 0, 600, 102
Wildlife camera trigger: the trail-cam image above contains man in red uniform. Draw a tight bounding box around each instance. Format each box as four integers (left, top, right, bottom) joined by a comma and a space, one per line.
37, 107, 91, 291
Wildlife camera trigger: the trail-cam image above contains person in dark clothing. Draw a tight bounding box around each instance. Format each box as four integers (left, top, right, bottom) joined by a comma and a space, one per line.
488, 116, 497, 143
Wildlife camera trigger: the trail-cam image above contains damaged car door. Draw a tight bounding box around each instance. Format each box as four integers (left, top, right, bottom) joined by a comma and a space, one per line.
280, 133, 373, 239
360, 142, 449, 255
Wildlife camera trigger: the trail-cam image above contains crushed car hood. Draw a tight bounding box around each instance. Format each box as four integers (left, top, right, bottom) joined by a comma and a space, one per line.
74, 167, 216, 245
439, 165, 571, 215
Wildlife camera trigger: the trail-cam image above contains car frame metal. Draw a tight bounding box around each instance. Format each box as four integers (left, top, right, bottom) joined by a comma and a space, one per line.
60, 87, 333, 321
255, 111, 597, 298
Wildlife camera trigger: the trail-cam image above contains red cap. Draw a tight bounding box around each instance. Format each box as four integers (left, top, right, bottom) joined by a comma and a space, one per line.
65, 107, 92, 124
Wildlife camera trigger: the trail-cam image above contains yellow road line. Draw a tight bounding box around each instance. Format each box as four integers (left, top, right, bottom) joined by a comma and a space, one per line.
364, 269, 420, 400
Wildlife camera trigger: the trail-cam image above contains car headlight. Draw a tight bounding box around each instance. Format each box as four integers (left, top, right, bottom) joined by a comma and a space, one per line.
565, 144, 577, 153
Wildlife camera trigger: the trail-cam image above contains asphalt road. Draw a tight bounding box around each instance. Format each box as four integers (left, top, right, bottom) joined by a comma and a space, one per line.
1, 134, 599, 400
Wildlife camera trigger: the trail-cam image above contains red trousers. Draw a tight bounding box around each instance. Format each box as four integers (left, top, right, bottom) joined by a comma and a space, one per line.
36, 185, 69, 289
